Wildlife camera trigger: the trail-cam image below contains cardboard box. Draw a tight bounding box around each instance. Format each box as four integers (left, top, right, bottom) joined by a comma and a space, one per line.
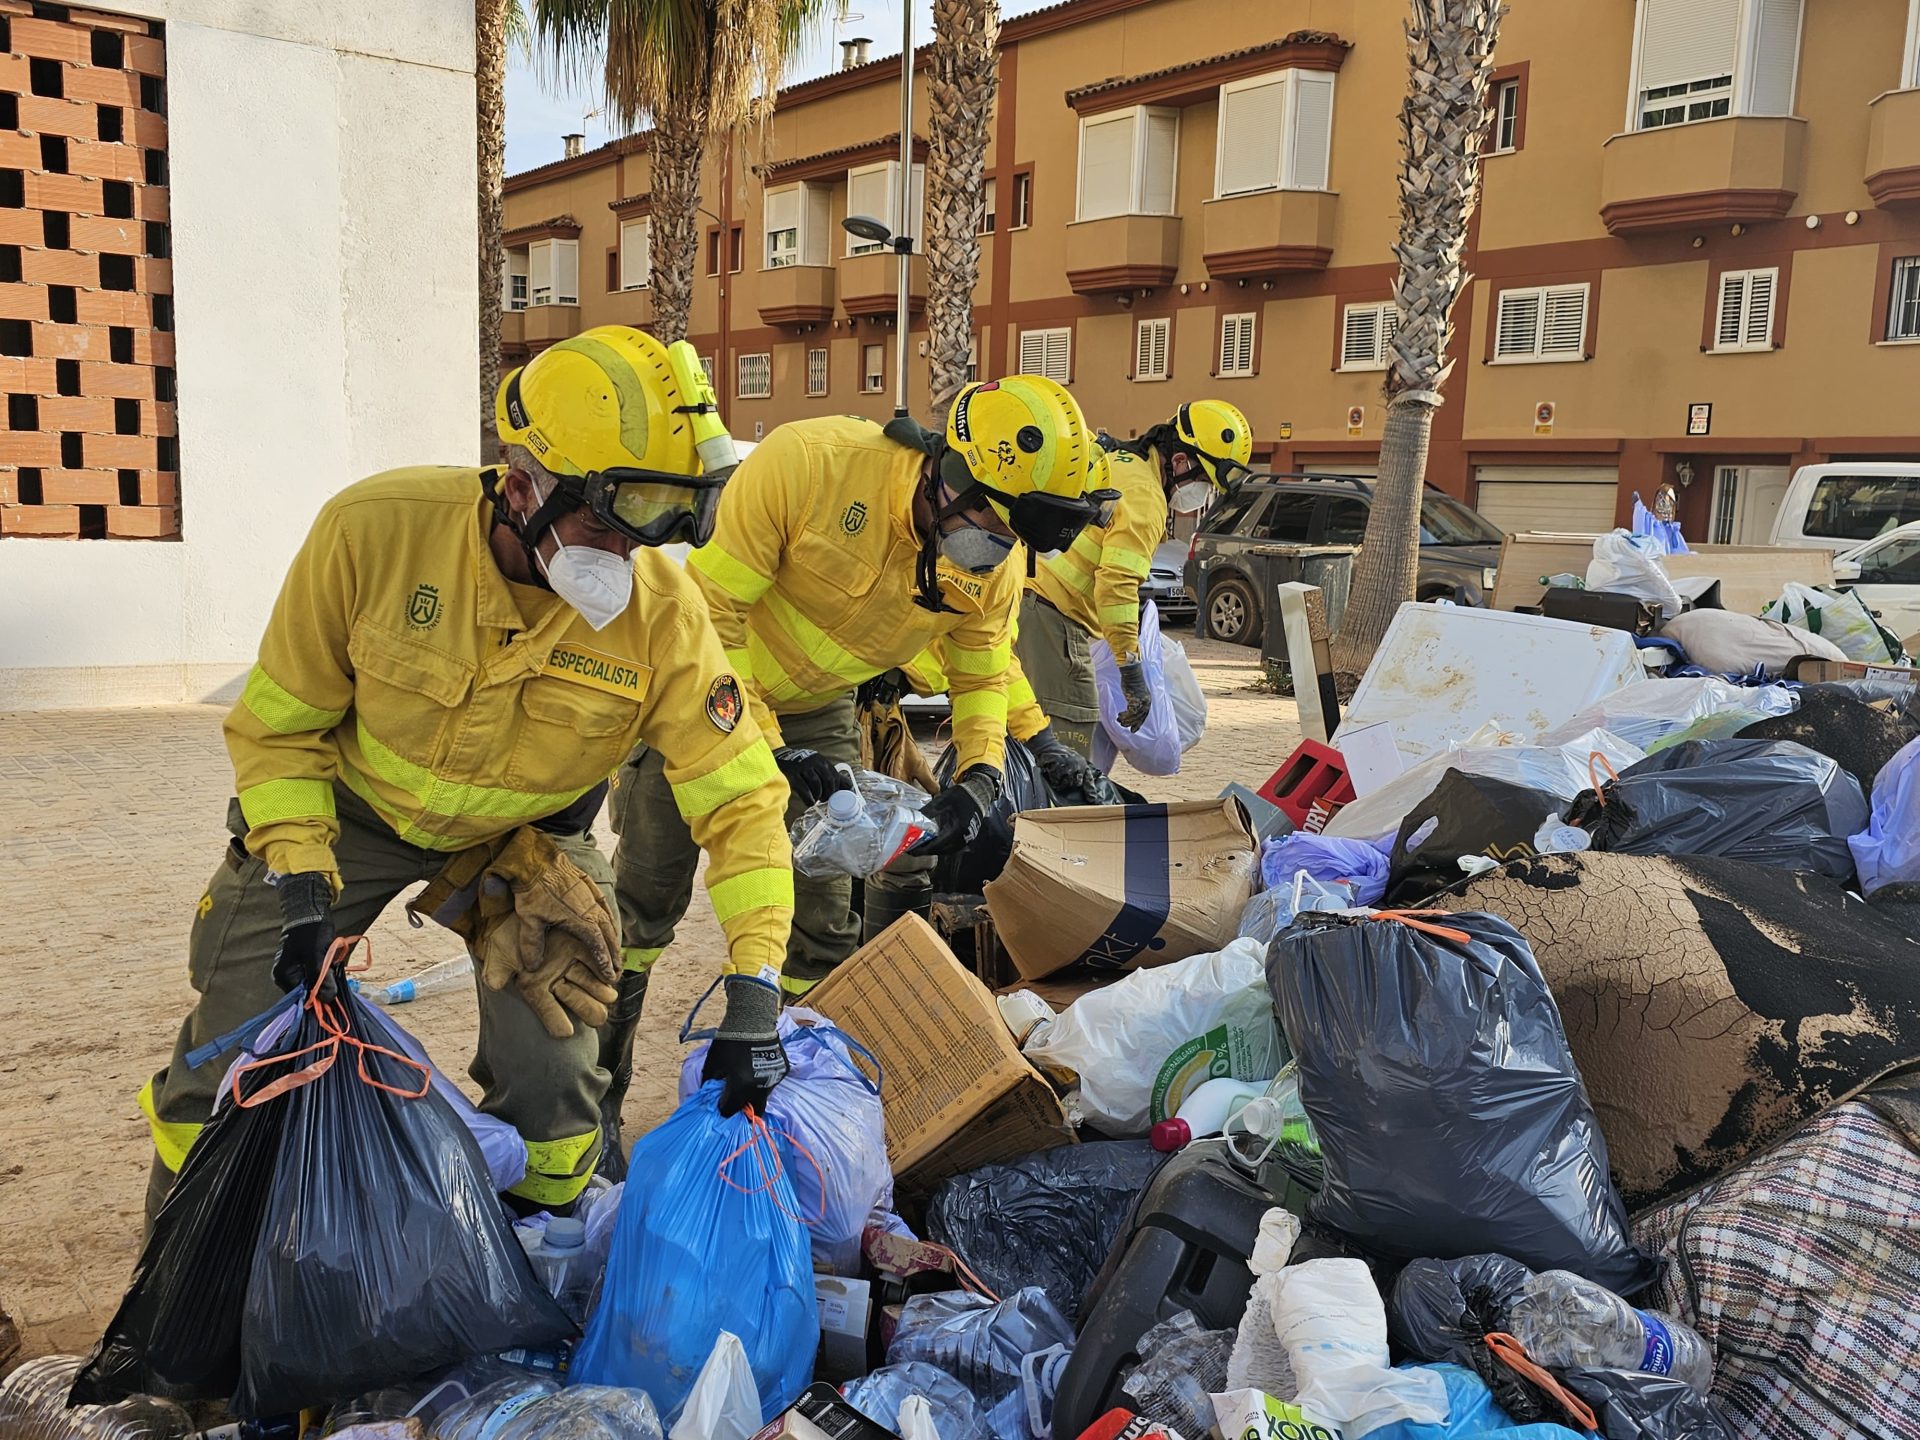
995, 968, 1122, 1012
752, 1382, 900, 1440
983, 799, 1258, 982
814, 1275, 872, 1382
1492, 534, 1835, 615
805, 915, 1073, 1194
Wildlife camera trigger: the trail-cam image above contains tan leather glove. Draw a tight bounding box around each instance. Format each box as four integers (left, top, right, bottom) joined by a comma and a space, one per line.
405, 839, 507, 946
477, 913, 620, 1039
480, 827, 621, 986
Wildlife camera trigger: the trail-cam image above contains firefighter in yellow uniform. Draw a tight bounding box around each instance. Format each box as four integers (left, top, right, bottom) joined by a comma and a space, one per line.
140, 326, 795, 1219
601, 379, 1114, 1149
1015, 400, 1256, 759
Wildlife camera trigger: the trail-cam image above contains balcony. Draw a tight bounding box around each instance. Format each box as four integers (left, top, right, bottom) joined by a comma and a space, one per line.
501, 301, 581, 348
606, 285, 655, 329
1064, 214, 1181, 295
1201, 189, 1337, 281
1867, 88, 1920, 206
1599, 116, 1805, 235
757, 264, 836, 326
841, 251, 928, 318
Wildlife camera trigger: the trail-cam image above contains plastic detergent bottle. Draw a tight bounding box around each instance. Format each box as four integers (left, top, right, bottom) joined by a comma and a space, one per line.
1149, 1075, 1269, 1151
1509, 1270, 1713, 1392
1222, 1066, 1320, 1170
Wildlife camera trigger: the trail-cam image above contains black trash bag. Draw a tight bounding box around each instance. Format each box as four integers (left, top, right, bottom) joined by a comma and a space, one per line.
1385, 770, 1567, 904
1566, 738, 1867, 880
78, 990, 575, 1416
1267, 910, 1657, 1295
925, 1141, 1164, 1322
1387, 1253, 1534, 1366
932, 740, 1144, 893
1564, 1368, 1737, 1440
1735, 685, 1920, 798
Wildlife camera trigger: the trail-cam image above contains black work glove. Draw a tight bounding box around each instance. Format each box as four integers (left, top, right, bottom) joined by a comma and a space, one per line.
910, 763, 1003, 855
856, 669, 907, 710
1026, 725, 1098, 797
271, 870, 337, 997
702, 975, 789, 1118
773, 746, 854, 806
1116, 659, 1154, 732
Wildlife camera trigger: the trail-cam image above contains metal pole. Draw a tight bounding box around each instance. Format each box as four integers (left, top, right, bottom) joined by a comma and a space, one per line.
893, 0, 913, 418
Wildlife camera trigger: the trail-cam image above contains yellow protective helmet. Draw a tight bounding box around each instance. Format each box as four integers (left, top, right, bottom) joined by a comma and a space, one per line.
495, 325, 701, 479
943, 375, 1116, 551
1171, 398, 1255, 489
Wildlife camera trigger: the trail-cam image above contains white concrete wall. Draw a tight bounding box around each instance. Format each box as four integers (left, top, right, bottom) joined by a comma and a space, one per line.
0, 0, 478, 709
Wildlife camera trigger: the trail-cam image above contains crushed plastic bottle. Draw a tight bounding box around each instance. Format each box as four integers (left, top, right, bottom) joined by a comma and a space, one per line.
429, 1375, 561, 1440
377, 953, 473, 1005
790, 769, 935, 878
0, 1355, 193, 1440
1509, 1269, 1713, 1393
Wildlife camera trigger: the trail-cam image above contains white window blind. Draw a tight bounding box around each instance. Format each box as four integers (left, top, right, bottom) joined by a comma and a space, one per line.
1288, 72, 1335, 189
1888, 256, 1920, 340
1218, 313, 1255, 377
806, 347, 829, 396
1018, 327, 1072, 383
980, 179, 997, 234
1746, 0, 1803, 115
803, 185, 831, 265
1340, 301, 1397, 369
502, 249, 529, 311
1910, 0, 1920, 87
530, 239, 578, 306
1077, 112, 1136, 220
619, 218, 651, 290
967, 333, 980, 382
1714, 267, 1778, 350
1217, 75, 1287, 195
1134, 317, 1170, 380
1142, 109, 1179, 214
862, 343, 885, 392
1493, 284, 1589, 362
737, 352, 771, 399
1637, 0, 1741, 93
847, 165, 892, 253
529, 242, 551, 305
765, 186, 801, 268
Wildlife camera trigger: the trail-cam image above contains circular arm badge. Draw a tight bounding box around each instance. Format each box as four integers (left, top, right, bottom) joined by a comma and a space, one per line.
706, 675, 743, 732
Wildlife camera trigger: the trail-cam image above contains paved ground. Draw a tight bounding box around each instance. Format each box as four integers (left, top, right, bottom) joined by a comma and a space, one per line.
0, 635, 1295, 1360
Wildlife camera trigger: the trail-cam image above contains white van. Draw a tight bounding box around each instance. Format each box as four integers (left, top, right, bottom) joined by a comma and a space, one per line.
1769, 463, 1920, 550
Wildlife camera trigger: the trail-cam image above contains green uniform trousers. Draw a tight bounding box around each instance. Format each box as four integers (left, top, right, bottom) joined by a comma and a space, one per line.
611, 693, 858, 995
142, 785, 615, 1222
1014, 592, 1100, 760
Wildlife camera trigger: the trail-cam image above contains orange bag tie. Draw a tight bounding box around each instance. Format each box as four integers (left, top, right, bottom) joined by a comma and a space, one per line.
717, 1105, 830, 1228
1367, 909, 1474, 945
1484, 1333, 1600, 1434
1587, 750, 1620, 805
231, 937, 431, 1109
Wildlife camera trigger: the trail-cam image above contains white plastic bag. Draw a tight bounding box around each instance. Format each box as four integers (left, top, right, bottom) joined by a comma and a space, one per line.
1538, 676, 1797, 753
1022, 938, 1286, 1134
669, 1332, 762, 1440
1227, 1209, 1303, 1398
1850, 734, 1920, 894
1091, 601, 1184, 776
1587, 529, 1684, 618
898, 1395, 942, 1440
1269, 1260, 1450, 1436
1163, 640, 1207, 753
1764, 582, 1896, 663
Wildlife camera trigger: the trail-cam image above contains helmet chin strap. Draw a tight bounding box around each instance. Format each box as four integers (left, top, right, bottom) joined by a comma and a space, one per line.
481, 466, 573, 594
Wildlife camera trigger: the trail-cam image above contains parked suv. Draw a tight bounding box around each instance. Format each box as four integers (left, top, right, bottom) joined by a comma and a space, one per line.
1184, 476, 1505, 645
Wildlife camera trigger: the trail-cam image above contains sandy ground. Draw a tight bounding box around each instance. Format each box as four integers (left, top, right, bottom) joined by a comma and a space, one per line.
0, 635, 1295, 1361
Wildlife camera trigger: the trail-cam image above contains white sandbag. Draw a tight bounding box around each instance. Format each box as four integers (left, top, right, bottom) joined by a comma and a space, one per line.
1661, 609, 1847, 678
1269, 1260, 1450, 1435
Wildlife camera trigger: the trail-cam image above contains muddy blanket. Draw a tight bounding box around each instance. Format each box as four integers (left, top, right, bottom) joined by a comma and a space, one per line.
1435, 852, 1920, 1209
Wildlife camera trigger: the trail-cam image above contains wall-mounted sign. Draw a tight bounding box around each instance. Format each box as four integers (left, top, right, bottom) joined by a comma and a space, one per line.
1278, 420, 1293, 441
1534, 401, 1556, 434
1346, 406, 1365, 437
1687, 402, 1712, 437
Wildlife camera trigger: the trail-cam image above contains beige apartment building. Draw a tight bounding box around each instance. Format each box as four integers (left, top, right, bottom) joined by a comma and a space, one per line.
502, 0, 1920, 540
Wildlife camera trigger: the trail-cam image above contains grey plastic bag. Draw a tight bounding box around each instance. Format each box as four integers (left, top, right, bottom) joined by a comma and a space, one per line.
1567, 738, 1867, 879
1564, 1368, 1736, 1440
1267, 910, 1657, 1295
1387, 1253, 1534, 1366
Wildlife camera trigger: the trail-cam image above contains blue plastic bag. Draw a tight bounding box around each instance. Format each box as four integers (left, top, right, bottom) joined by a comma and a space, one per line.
1850, 734, 1920, 895
571, 1083, 817, 1422
679, 1007, 891, 1274
1630, 493, 1689, 556
1258, 832, 1390, 903
1364, 1364, 1590, 1439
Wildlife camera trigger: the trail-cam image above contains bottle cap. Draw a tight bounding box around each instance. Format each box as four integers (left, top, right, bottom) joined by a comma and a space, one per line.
826, 789, 863, 822
544, 1216, 586, 1252
1149, 1118, 1191, 1152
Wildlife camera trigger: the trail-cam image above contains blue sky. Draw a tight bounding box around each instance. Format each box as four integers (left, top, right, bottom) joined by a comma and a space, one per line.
505, 0, 1060, 174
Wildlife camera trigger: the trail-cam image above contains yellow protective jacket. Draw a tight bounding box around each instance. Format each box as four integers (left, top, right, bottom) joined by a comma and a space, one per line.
225, 466, 794, 982
1027, 445, 1168, 663
905, 616, 1050, 745
686, 416, 1020, 774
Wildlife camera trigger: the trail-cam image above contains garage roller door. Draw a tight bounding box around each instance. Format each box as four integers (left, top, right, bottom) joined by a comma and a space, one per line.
1474, 466, 1620, 533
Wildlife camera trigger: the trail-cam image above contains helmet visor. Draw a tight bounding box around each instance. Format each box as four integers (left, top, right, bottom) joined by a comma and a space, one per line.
584, 467, 732, 548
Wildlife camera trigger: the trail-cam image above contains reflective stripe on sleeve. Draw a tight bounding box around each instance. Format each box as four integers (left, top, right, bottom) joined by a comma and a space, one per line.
670, 740, 783, 819
240, 664, 348, 736
238, 777, 337, 829
688, 544, 775, 605
708, 866, 796, 925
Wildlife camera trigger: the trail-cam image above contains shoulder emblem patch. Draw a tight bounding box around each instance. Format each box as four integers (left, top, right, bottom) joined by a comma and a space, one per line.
706, 674, 743, 733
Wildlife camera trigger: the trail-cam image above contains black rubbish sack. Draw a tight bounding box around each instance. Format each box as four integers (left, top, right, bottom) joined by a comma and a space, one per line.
1567, 738, 1867, 880
1735, 686, 1920, 798
1385, 770, 1567, 904
925, 1140, 1165, 1321
931, 740, 1143, 894
1564, 1368, 1737, 1440
1267, 910, 1657, 1295
1387, 1253, 1534, 1367
77, 987, 575, 1416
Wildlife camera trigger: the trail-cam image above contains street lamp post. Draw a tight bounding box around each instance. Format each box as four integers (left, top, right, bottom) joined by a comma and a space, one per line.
841, 0, 915, 419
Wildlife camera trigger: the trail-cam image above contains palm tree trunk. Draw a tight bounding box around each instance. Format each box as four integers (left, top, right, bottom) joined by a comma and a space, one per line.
649, 86, 710, 345
1331, 0, 1502, 680
476, 0, 509, 454
925, 0, 1000, 416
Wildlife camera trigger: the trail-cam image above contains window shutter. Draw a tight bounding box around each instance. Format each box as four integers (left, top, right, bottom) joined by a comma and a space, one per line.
1045, 328, 1071, 382
1218, 76, 1287, 195
1135, 318, 1169, 378
1744, 269, 1776, 347
553, 240, 579, 304
1019, 329, 1046, 373
909, 163, 927, 249
765, 186, 800, 241
1220, 314, 1254, 375
1078, 112, 1136, 219
1342, 305, 1379, 367
620, 218, 650, 289
1495, 289, 1543, 358
1151, 318, 1169, 377
1288, 72, 1336, 190
1379, 303, 1400, 363
1717, 272, 1748, 347
530, 241, 553, 302
1637, 0, 1741, 92
803, 184, 831, 265
847, 165, 892, 248
1541, 285, 1588, 356
1141, 109, 1179, 214
1747, 0, 1803, 114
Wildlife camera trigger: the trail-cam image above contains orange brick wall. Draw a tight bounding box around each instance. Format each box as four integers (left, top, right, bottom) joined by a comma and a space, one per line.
0, 0, 176, 541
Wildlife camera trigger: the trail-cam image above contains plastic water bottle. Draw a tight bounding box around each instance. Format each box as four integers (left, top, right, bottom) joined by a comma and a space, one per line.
0, 1355, 192, 1440
791, 787, 934, 878
378, 952, 474, 1004
524, 1214, 594, 1322
1509, 1270, 1714, 1392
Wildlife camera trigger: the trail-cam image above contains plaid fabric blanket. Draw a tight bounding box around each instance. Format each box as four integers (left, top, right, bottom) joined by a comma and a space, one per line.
1632, 1098, 1920, 1440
